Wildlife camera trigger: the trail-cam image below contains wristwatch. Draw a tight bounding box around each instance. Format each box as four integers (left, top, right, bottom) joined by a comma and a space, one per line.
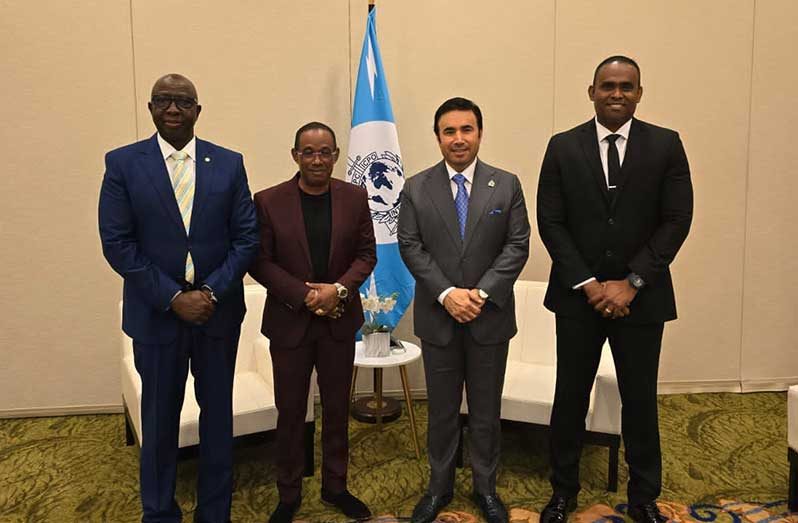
477, 289, 489, 300
626, 273, 645, 290
201, 284, 218, 303
333, 282, 349, 300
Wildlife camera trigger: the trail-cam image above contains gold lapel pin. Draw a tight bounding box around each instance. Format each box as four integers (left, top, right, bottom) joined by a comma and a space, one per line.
488, 179, 495, 188
204, 157, 211, 163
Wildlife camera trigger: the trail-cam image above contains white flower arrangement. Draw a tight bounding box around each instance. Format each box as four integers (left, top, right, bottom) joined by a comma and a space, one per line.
360, 291, 399, 335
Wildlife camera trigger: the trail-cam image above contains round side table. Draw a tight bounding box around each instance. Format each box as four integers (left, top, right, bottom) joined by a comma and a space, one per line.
349, 340, 422, 459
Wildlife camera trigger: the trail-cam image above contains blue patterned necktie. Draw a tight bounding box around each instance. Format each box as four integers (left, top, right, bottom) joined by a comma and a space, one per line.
452, 173, 469, 239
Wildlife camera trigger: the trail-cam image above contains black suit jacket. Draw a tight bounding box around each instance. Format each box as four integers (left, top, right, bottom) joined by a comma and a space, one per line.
537, 118, 693, 324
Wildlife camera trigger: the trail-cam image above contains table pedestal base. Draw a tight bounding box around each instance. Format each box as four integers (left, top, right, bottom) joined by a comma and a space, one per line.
351, 396, 401, 424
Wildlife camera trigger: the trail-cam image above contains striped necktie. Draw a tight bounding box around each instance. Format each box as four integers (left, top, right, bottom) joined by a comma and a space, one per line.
170, 150, 195, 283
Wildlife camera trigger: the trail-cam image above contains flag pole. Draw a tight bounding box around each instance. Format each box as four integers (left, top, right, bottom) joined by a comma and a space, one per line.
368, 0, 375, 13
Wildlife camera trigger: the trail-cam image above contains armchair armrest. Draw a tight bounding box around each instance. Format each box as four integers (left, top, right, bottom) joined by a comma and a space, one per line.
588, 371, 621, 435
588, 341, 620, 433
253, 335, 273, 386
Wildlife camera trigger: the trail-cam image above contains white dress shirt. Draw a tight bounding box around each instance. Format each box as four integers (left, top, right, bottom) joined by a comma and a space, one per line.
595, 116, 631, 188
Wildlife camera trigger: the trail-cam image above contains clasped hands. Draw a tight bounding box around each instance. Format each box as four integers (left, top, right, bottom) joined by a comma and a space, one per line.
304, 282, 343, 319
583, 279, 637, 319
171, 289, 216, 325
443, 288, 485, 324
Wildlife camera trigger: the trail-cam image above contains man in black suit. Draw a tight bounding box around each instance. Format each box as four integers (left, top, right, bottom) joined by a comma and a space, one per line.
536, 56, 693, 523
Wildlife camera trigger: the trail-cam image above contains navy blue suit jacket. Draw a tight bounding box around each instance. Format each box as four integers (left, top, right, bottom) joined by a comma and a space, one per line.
99, 134, 259, 344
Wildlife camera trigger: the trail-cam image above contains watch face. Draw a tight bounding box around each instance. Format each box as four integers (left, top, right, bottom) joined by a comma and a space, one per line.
630, 275, 643, 288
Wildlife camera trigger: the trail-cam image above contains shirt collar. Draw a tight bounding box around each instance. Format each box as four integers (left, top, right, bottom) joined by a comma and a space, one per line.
157, 134, 197, 161
595, 117, 632, 142
444, 157, 478, 184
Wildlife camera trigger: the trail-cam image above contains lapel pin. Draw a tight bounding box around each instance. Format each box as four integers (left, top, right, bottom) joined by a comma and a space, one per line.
488, 179, 495, 188
204, 157, 211, 163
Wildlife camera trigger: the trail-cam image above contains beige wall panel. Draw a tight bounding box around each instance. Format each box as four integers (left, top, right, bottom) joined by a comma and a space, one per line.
0, 1, 135, 411
348, 0, 556, 394
553, 1, 754, 385
740, 0, 798, 388
131, 1, 351, 195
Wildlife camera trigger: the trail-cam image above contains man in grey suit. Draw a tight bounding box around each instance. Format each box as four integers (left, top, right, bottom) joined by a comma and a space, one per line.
398, 97, 530, 523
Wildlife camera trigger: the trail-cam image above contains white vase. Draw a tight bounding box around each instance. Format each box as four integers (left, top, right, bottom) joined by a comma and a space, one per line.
363, 332, 391, 357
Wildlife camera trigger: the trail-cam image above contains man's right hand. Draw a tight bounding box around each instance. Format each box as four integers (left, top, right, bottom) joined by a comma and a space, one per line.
443, 288, 483, 323
583, 280, 629, 318
171, 290, 215, 325
583, 280, 605, 306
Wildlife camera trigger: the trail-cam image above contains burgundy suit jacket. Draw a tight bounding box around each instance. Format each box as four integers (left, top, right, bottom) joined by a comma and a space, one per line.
249, 174, 376, 348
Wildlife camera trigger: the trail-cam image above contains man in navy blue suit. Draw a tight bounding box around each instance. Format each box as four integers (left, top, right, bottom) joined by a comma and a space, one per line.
99, 73, 259, 523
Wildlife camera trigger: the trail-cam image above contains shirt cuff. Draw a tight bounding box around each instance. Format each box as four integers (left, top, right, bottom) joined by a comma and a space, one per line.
167, 290, 183, 311
572, 277, 596, 290
438, 286, 455, 304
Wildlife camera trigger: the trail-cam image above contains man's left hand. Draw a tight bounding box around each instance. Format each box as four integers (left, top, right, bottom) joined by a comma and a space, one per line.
305, 282, 339, 316
594, 280, 637, 319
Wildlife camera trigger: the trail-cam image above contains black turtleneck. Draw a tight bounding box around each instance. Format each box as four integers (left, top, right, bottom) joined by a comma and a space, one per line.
299, 187, 331, 282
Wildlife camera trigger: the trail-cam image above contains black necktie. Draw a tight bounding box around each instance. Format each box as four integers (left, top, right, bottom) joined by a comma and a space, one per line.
606, 134, 621, 197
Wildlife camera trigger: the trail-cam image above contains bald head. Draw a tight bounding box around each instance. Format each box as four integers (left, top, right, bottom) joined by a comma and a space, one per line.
151, 73, 198, 100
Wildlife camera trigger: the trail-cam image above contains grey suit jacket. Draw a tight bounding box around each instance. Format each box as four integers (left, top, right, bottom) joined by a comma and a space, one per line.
398, 159, 530, 346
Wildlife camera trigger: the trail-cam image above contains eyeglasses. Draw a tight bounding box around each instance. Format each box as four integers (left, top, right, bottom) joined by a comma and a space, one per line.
150, 95, 198, 110
296, 148, 336, 161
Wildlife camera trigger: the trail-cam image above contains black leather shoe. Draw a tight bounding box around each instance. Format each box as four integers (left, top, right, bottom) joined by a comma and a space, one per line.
540, 494, 576, 523
473, 493, 509, 523
320, 489, 372, 520
411, 492, 454, 523
628, 502, 668, 523
268, 498, 301, 523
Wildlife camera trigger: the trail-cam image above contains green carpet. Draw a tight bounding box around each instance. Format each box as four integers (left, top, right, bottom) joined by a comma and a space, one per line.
0, 392, 793, 522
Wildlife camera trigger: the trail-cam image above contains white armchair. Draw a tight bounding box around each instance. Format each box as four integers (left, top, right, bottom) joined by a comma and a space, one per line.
120, 284, 315, 474
788, 384, 797, 512
459, 280, 622, 491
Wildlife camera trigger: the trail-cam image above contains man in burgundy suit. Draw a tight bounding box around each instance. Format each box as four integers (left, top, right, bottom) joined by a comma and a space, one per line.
249, 122, 376, 523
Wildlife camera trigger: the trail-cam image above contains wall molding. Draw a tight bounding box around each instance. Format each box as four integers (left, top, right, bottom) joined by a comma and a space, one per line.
4, 379, 796, 419
0, 404, 123, 419
658, 379, 743, 394
741, 377, 798, 392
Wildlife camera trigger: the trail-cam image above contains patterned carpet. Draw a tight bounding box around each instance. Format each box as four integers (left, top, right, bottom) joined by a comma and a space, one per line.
0, 392, 794, 522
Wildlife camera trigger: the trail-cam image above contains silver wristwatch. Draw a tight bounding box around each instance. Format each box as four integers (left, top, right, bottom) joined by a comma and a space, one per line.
334, 283, 349, 300
626, 273, 645, 290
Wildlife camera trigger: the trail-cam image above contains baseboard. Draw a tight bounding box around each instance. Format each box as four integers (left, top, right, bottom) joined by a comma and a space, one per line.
741, 378, 798, 392
657, 379, 742, 394
0, 404, 124, 419
2, 380, 794, 418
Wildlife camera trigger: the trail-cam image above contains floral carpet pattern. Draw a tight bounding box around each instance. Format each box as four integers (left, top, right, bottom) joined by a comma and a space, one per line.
0, 392, 794, 522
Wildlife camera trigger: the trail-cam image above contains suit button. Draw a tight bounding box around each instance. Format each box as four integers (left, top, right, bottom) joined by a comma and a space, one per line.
607, 218, 615, 225
605, 250, 613, 257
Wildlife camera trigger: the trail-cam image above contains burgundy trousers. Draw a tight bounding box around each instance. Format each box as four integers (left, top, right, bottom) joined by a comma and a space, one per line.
269, 317, 355, 502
